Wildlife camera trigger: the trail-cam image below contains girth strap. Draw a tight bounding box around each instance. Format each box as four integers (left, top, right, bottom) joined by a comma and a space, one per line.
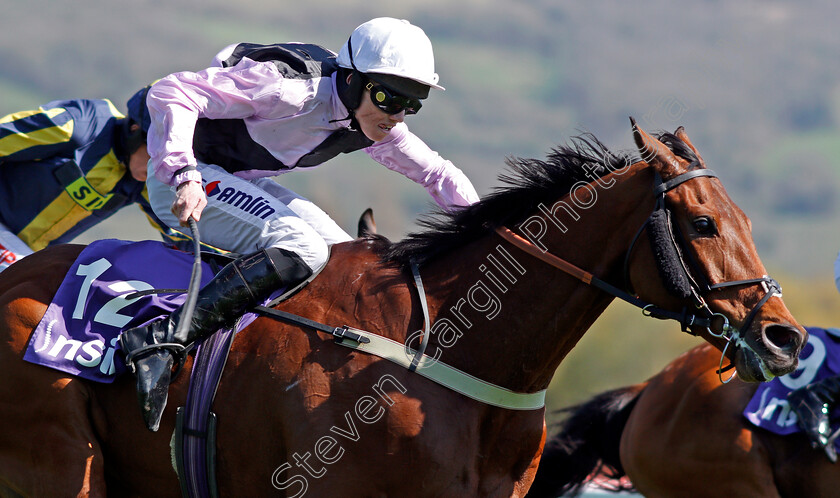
175, 326, 233, 498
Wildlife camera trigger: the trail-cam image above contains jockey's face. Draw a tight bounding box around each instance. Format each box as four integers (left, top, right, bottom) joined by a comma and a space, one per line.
354, 88, 406, 142
128, 145, 150, 182
126, 123, 149, 182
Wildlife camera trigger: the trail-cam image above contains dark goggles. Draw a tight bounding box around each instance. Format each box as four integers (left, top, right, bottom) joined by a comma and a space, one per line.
365, 82, 422, 115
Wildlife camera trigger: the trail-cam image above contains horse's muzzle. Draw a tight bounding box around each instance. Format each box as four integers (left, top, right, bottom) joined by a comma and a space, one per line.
737, 323, 805, 382
763, 323, 805, 360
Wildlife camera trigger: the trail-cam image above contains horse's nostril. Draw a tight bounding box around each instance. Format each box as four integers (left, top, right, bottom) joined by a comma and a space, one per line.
764, 324, 802, 354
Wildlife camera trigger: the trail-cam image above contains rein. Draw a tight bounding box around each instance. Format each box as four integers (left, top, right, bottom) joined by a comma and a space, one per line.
495, 227, 716, 328
496, 166, 782, 382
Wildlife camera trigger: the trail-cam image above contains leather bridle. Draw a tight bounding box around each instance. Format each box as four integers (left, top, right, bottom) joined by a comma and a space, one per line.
496, 164, 782, 380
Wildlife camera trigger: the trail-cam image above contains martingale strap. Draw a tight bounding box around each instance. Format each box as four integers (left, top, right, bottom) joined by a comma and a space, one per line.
254, 263, 546, 410
332, 327, 547, 410
253, 308, 546, 410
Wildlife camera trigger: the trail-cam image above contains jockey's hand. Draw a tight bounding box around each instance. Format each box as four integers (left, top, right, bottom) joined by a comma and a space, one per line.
172, 180, 207, 226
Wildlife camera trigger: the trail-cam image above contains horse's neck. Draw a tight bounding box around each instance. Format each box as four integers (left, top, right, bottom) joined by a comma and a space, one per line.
420, 165, 654, 392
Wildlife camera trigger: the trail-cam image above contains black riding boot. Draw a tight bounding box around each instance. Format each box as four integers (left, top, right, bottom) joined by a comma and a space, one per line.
787, 374, 840, 462
119, 248, 312, 431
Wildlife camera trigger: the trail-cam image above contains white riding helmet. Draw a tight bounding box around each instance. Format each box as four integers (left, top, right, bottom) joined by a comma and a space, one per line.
337, 17, 444, 95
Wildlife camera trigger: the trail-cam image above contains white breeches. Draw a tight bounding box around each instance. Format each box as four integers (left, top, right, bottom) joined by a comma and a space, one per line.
146, 162, 352, 273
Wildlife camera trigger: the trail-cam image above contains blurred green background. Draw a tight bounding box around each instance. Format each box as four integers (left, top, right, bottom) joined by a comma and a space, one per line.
3, 0, 839, 414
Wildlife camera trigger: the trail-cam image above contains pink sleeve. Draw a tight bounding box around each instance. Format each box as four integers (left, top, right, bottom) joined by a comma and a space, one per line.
146, 59, 295, 187
365, 124, 479, 210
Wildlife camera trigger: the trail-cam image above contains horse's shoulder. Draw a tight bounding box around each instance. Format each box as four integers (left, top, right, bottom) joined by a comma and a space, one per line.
271, 236, 413, 340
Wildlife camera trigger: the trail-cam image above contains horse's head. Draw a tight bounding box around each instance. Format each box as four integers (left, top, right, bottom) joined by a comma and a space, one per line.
626, 119, 805, 381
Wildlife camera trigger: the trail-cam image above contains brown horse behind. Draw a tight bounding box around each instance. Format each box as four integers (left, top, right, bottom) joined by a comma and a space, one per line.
0, 123, 805, 496
527, 342, 838, 497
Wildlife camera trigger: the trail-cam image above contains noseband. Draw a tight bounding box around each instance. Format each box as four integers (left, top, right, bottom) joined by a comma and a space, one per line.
497, 163, 782, 379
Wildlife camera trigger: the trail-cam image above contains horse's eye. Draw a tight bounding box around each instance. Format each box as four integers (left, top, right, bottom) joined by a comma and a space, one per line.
693, 216, 717, 235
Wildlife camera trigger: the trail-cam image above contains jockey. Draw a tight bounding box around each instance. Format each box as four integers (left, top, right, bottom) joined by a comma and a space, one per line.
788, 250, 840, 459
118, 17, 480, 431
0, 87, 192, 272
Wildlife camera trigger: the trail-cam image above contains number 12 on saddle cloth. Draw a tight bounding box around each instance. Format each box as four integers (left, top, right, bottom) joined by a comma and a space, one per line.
22, 239, 218, 382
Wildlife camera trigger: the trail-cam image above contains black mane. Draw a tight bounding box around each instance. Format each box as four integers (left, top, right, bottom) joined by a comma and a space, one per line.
380, 133, 655, 268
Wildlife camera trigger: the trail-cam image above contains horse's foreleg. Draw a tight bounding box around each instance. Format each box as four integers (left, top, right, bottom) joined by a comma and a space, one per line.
514, 421, 546, 497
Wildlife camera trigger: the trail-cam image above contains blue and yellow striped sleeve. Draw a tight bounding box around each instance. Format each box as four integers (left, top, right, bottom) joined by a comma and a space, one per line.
0, 106, 76, 162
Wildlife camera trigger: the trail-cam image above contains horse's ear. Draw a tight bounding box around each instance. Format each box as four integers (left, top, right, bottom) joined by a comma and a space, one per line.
674, 126, 706, 168
630, 116, 683, 178
357, 208, 377, 238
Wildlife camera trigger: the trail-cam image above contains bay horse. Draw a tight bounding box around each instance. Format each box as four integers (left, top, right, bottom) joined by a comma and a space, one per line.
526, 341, 838, 498
0, 122, 805, 496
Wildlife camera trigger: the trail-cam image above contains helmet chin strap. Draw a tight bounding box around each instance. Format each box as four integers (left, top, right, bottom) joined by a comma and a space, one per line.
334, 51, 365, 130
339, 37, 367, 110
328, 112, 361, 131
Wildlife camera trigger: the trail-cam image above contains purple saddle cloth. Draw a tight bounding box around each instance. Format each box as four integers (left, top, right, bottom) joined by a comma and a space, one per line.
23, 239, 215, 382
744, 326, 840, 451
